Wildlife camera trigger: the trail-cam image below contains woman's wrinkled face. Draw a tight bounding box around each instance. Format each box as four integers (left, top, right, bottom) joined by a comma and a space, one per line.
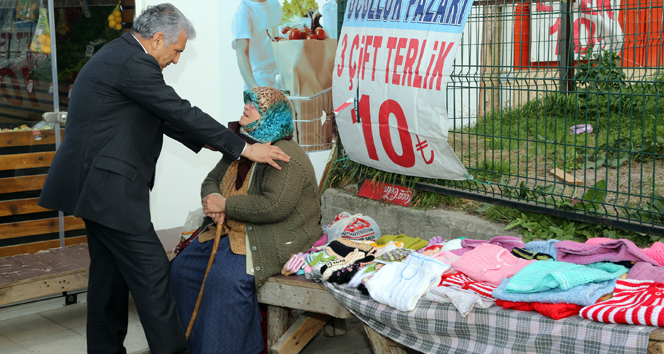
240, 101, 261, 127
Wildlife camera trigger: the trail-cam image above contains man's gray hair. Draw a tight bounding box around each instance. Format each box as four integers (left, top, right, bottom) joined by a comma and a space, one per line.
132, 3, 196, 46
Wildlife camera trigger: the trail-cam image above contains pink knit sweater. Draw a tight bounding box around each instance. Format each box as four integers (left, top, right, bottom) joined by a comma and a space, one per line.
453, 243, 535, 286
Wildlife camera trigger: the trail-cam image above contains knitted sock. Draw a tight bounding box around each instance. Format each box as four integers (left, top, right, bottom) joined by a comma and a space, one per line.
357, 283, 370, 296
330, 263, 362, 284
322, 249, 366, 281
320, 253, 352, 277
337, 238, 376, 254
373, 241, 404, 257
281, 253, 303, 276
307, 252, 337, 267
327, 267, 342, 283
328, 262, 356, 283
511, 247, 553, 261
326, 240, 356, 258
377, 248, 412, 263
356, 254, 376, 266
306, 252, 324, 266
284, 252, 306, 273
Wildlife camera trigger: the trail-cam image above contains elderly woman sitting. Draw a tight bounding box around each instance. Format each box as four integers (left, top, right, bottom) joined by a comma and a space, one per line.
171, 87, 322, 354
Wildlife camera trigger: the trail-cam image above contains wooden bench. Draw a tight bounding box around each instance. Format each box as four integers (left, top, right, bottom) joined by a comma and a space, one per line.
257, 274, 410, 354
0, 243, 405, 354
4, 244, 664, 354
257, 275, 353, 353
0, 244, 89, 307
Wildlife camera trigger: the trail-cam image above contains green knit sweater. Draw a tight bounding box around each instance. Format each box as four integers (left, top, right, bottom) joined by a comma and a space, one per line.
200, 139, 322, 289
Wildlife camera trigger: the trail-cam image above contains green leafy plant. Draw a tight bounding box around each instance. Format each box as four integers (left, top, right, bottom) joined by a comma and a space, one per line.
574, 46, 626, 90
282, 0, 318, 19
626, 194, 664, 223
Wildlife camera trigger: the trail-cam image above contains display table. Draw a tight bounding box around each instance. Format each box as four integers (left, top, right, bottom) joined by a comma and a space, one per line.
325, 282, 664, 354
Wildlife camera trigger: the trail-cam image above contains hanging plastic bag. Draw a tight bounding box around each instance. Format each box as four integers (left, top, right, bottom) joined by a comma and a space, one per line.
56, 9, 69, 35
171, 207, 205, 259
15, 0, 37, 21
2, 8, 16, 32
107, 2, 122, 31
181, 207, 205, 239
29, 5, 51, 54
323, 212, 381, 242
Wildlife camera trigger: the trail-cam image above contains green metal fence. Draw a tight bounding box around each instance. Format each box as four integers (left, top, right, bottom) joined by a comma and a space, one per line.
336, 0, 664, 237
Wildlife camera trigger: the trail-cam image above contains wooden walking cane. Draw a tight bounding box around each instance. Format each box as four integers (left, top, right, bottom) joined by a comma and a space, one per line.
185, 220, 224, 339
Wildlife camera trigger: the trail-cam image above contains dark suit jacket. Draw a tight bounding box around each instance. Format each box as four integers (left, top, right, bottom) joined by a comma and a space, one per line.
39, 32, 245, 235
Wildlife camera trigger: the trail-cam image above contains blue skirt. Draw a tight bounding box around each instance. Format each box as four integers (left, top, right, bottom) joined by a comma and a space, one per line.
171, 235, 263, 354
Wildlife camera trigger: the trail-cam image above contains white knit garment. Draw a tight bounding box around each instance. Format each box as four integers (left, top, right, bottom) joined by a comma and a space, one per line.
366, 253, 450, 311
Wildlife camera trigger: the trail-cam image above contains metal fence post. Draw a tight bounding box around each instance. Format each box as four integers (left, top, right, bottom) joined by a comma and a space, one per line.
558, 0, 575, 94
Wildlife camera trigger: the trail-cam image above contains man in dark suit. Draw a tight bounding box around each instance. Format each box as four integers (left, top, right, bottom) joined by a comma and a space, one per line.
38, 4, 288, 354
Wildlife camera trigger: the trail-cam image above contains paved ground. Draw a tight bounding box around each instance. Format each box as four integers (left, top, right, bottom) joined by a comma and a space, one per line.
0, 296, 383, 354
0, 297, 148, 354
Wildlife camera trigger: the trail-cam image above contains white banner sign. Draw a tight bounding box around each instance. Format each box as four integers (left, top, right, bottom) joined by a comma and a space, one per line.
333, 0, 473, 180
530, 0, 624, 62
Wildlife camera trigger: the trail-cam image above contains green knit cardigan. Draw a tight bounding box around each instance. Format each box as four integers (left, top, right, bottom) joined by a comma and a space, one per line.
200, 139, 323, 289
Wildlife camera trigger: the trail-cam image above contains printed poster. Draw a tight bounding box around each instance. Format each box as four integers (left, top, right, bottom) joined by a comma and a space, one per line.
333, 0, 473, 180
530, 0, 624, 62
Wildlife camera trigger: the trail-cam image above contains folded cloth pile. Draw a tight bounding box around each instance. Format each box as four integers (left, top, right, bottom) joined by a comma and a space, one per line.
453, 244, 535, 286
424, 286, 495, 317
579, 279, 664, 326
366, 253, 450, 311
439, 272, 496, 299
321, 239, 376, 283
555, 239, 660, 266
496, 300, 583, 320
492, 277, 617, 307
450, 236, 526, 256
503, 261, 628, 293
524, 239, 559, 260
628, 261, 664, 283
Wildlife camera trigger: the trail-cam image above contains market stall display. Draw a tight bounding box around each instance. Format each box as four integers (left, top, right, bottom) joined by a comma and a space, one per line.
263, 211, 664, 353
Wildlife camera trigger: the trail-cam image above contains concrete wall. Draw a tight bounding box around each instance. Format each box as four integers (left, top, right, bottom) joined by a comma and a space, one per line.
321, 187, 517, 242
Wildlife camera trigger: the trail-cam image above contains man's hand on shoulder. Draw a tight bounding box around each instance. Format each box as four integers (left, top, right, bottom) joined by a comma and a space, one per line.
241, 142, 290, 170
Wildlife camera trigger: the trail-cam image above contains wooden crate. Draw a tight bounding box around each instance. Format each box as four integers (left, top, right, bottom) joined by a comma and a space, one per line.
0, 130, 86, 257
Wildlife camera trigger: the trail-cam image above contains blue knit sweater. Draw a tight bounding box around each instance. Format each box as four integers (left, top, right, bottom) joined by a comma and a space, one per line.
492, 277, 617, 306
504, 260, 627, 293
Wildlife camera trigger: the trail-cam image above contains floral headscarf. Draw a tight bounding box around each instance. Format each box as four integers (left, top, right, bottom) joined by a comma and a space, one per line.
241, 86, 294, 143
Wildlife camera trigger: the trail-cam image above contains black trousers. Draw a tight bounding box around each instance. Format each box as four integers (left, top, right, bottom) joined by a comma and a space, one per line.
84, 219, 188, 354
